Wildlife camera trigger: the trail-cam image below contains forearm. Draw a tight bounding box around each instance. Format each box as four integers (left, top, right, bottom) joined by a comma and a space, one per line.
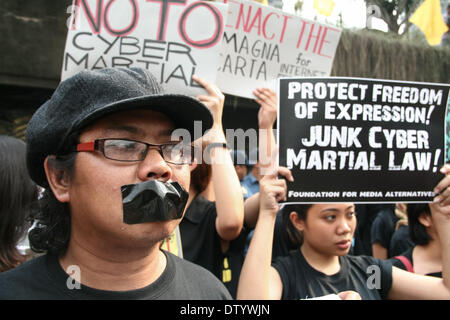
209, 138, 244, 240
258, 126, 276, 172
192, 76, 244, 239
244, 193, 260, 228
237, 211, 276, 299
254, 87, 277, 171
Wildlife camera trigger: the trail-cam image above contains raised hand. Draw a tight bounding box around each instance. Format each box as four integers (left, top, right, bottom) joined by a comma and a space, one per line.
192, 75, 225, 128
253, 87, 277, 130
259, 166, 293, 217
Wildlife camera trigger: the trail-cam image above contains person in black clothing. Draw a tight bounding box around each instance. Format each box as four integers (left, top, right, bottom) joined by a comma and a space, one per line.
181, 189, 249, 298
389, 203, 414, 257
348, 204, 379, 256
180, 86, 278, 298
353, 204, 377, 256
237, 164, 450, 300
389, 224, 414, 257
370, 204, 398, 259
392, 203, 443, 277
0, 68, 231, 299
180, 140, 245, 298
179, 75, 245, 298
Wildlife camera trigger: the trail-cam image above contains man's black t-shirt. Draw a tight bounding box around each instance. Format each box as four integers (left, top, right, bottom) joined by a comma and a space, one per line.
0, 250, 231, 299
179, 196, 249, 298
272, 249, 393, 300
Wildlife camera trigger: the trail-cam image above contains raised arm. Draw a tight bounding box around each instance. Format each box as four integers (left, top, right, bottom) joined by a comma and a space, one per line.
243, 88, 278, 228
243, 192, 260, 228
253, 88, 277, 175
194, 75, 244, 241
237, 166, 293, 300
388, 165, 450, 299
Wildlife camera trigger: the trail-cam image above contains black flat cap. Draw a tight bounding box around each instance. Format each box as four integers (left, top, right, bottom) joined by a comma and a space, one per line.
26, 67, 213, 187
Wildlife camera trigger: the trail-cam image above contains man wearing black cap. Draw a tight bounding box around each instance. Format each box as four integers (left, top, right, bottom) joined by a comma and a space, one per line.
0, 67, 231, 299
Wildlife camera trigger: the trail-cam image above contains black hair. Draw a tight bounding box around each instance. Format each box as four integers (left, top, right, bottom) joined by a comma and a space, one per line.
281, 204, 313, 249
0, 135, 38, 272
407, 203, 432, 245
28, 152, 77, 256
190, 161, 212, 194
190, 140, 212, 194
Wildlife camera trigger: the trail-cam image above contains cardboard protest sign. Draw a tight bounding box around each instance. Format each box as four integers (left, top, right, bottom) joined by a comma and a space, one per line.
278, 77, 450, 203
217, 0, 341, 99
63, 0, 227, 96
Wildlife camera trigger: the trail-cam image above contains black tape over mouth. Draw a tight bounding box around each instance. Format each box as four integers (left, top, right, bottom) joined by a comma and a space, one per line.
121, 180, 189, 225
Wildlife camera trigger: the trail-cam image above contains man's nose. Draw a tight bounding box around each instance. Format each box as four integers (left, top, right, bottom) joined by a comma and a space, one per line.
137, 148, 172, 182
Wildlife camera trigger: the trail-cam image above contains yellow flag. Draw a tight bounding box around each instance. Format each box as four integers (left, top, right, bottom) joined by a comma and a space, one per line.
253, 0, 268, 5
313, 0, 335, 17
409, 0, 449, 46
160, 226, 183, 258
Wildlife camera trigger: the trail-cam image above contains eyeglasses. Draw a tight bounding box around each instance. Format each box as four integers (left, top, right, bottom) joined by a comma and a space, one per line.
76, 138, 194, 165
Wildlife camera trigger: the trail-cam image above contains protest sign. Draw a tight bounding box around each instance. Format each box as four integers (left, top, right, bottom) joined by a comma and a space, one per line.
62, 0, 227, 96
217, 0, 341, 99
278, 77, 450, 203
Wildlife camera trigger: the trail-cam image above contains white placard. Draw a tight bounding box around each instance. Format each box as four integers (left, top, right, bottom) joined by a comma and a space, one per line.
217, 0, 341, 99
62, 0, 228, 96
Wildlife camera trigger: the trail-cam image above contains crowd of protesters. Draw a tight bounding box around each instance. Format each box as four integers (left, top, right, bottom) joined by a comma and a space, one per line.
0, 68, 449, 300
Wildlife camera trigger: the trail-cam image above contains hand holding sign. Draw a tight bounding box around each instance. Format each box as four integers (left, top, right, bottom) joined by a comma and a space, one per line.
192, 75, 227, 162
254, 88, 278, 130
193, 75, 225, 128
278, 77, 450, 203
433, 164, 450, 206
254, 87, 278, 175
259, 166, 293, 217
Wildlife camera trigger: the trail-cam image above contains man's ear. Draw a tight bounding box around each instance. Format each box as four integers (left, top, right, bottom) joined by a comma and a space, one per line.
43, 156, 71, 203
290, 211, 305, 232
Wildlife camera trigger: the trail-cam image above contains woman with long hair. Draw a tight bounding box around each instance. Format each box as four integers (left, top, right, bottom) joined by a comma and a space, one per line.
0, 135, 38, 272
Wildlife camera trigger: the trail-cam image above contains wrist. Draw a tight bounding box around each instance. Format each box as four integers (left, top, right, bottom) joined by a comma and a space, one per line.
205, 142, 228, 152
258, 124, 274, 130
259, 204, 279, 218
204, 142, 228, 163
211, 122, 224, 132
204, 126, 226, 143
257, 209, 278, 225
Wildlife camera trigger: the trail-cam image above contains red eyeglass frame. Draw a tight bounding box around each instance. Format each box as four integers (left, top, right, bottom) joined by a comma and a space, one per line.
75, 139, 195, 164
